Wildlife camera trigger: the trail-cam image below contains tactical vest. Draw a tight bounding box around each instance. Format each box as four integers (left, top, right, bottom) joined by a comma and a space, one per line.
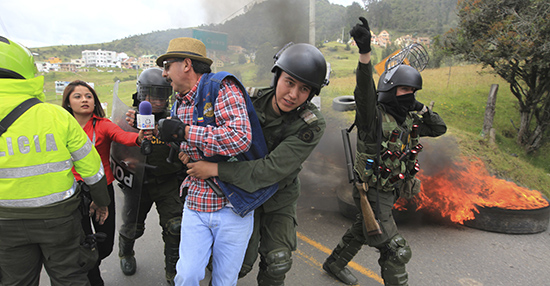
355, 109, 421, 191
187, 72, 278, 217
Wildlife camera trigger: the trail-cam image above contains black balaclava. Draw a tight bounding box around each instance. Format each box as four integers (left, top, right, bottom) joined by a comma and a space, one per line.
379, 89, 416, 124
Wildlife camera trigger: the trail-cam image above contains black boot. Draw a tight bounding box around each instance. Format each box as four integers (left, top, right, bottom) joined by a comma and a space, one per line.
118, 235, 137, 276
257, 267, 285, 286
164, 240, 179, 285
323, 238, 363, 285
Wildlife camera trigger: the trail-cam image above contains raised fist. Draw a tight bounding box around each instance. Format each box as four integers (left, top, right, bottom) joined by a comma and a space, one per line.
349, 17, 372, 54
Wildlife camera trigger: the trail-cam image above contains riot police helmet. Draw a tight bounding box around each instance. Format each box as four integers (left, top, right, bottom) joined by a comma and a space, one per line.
0, 36, 37, 80
271, 43, 329, 97
377, 64, 422, 104
136, 67, 173, 112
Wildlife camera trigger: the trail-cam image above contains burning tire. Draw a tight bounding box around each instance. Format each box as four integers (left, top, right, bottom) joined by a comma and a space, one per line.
332, 96, 356, 112
463, 201, 550, 234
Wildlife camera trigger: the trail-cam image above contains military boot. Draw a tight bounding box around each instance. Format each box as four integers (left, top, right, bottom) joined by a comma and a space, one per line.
323, 238, 363, 285
118, 235, 137, 276
257, 268, 285, 286
164, 240, 179, 285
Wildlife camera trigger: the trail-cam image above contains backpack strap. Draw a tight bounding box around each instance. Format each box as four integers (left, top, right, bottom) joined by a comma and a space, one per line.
0, 98, 42, 136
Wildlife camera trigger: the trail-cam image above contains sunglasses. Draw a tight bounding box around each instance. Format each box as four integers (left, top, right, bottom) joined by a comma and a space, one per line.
163, 59, 184, 71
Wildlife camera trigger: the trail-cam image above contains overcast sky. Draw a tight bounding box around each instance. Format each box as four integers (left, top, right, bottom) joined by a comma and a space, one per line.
0, 0, 360, 48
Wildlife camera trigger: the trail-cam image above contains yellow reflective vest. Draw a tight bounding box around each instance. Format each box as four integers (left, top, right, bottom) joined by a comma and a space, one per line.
0, 76, 109, 219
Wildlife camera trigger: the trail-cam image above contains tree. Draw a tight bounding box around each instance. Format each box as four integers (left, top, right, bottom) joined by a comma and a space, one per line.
442, 0, 550, 153
254, 42, 277, 81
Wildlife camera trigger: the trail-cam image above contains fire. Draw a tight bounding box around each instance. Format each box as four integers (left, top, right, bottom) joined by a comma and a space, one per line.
395, 156, 549, 224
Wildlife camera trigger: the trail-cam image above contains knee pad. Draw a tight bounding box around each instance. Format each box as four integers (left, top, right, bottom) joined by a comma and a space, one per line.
377, 235, 411, 285
264, 248, 292, 277
164, 217, 181, 236
386, 234, 412, 264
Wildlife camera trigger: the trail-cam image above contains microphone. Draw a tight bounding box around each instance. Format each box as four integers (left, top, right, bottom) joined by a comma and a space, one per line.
137, 101, 155, 155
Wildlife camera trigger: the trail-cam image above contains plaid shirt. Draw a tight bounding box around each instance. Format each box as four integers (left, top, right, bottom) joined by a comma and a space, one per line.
175, 74, 251, 212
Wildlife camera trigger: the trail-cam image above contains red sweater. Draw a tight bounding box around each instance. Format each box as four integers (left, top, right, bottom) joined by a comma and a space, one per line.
73, 114, 139, 184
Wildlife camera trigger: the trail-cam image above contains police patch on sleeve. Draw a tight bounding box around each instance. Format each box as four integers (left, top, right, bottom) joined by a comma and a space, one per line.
298, 128, 314, 143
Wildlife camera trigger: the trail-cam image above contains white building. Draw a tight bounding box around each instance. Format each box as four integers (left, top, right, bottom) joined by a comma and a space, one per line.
71, 58, 86, 67
35, 61, 52, 73
82, 49, 118, 67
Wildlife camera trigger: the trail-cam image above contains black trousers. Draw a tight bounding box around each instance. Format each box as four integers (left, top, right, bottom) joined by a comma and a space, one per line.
82, 183, 116, 286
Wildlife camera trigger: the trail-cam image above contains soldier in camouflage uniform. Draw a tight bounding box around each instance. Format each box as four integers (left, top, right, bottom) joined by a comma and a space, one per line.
186, 43, 329, 286
323, 17, 447, 286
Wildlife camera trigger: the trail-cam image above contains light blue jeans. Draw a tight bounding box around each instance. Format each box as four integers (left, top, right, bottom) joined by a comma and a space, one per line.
175, 202, 254, 286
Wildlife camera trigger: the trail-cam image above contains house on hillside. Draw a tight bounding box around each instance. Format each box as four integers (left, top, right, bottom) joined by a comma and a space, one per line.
82, 49, 118, 67
48, 57, 62, 64
137, 55, 156, 69
59, 62, 80, 72
394, 35, 432, 49
70, 58, 86, 67
416, 37, 431, 49
394, 34, 414, 47
36, 61, 52, 73
377, 30, 391, 48
121, 57, 137, 69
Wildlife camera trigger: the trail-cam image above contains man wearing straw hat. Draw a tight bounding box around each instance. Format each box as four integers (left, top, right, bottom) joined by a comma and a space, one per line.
155, 37, 263, 286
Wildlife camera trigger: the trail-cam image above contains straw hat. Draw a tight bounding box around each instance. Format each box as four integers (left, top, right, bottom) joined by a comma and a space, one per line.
156, 37, 213, 66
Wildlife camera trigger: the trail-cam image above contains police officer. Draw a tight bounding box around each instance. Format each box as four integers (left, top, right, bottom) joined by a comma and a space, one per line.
323, 17, 447, 285
0, 36, 110, 285
118, 67, 184, 285
187, 42, 329, 286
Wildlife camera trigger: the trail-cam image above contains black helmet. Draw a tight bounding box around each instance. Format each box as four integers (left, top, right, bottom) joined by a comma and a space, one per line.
377, 64, 422, 104
136, 67, 172, 109
272, 43, 329, 95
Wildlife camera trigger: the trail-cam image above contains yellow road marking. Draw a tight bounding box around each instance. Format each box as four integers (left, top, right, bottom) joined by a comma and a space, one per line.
297, 231, 384, 284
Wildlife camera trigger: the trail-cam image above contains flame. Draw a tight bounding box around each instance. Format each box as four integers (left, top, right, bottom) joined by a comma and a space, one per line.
395, 156, 549, 224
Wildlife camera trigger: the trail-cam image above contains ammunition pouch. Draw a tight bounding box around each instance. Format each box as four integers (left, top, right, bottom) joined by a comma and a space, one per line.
399, 177, 421, 199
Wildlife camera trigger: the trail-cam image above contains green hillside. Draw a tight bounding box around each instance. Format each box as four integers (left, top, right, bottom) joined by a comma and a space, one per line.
39, 41, 550, 198
29, 0, 458, 61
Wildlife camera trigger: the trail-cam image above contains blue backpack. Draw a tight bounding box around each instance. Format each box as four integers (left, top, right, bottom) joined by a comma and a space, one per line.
172, 72, 278, 217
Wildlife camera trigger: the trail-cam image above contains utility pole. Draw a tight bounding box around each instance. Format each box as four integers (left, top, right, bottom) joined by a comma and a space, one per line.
309, 0, 315, 45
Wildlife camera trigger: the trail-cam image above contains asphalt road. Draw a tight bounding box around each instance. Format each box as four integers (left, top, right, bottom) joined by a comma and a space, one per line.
40, 125, 550, 285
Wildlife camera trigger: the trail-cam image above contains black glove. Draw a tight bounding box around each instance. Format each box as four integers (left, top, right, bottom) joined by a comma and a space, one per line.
412, 100, 424, 111
349, 17, 372, 54
158, 118, 188, 143
412, 100, 428, 115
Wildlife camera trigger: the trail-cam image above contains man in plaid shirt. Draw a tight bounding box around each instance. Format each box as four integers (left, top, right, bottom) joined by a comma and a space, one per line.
156, 37, 254, 286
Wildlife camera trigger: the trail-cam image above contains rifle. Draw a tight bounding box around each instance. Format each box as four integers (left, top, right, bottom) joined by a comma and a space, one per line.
341, 128, 382, 236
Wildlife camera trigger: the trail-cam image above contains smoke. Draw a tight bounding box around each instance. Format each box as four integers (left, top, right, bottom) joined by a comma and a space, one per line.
417, 135, 461, 177
199, 0, 310, 48
299, 116, 354, 191
199, 0, 255, 25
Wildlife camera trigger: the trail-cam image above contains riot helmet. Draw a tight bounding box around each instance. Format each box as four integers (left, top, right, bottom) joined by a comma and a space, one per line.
377, 64, 422, 104
0, 36, 37, 80
272, 43, 329, 97
136, 67, 173, 113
